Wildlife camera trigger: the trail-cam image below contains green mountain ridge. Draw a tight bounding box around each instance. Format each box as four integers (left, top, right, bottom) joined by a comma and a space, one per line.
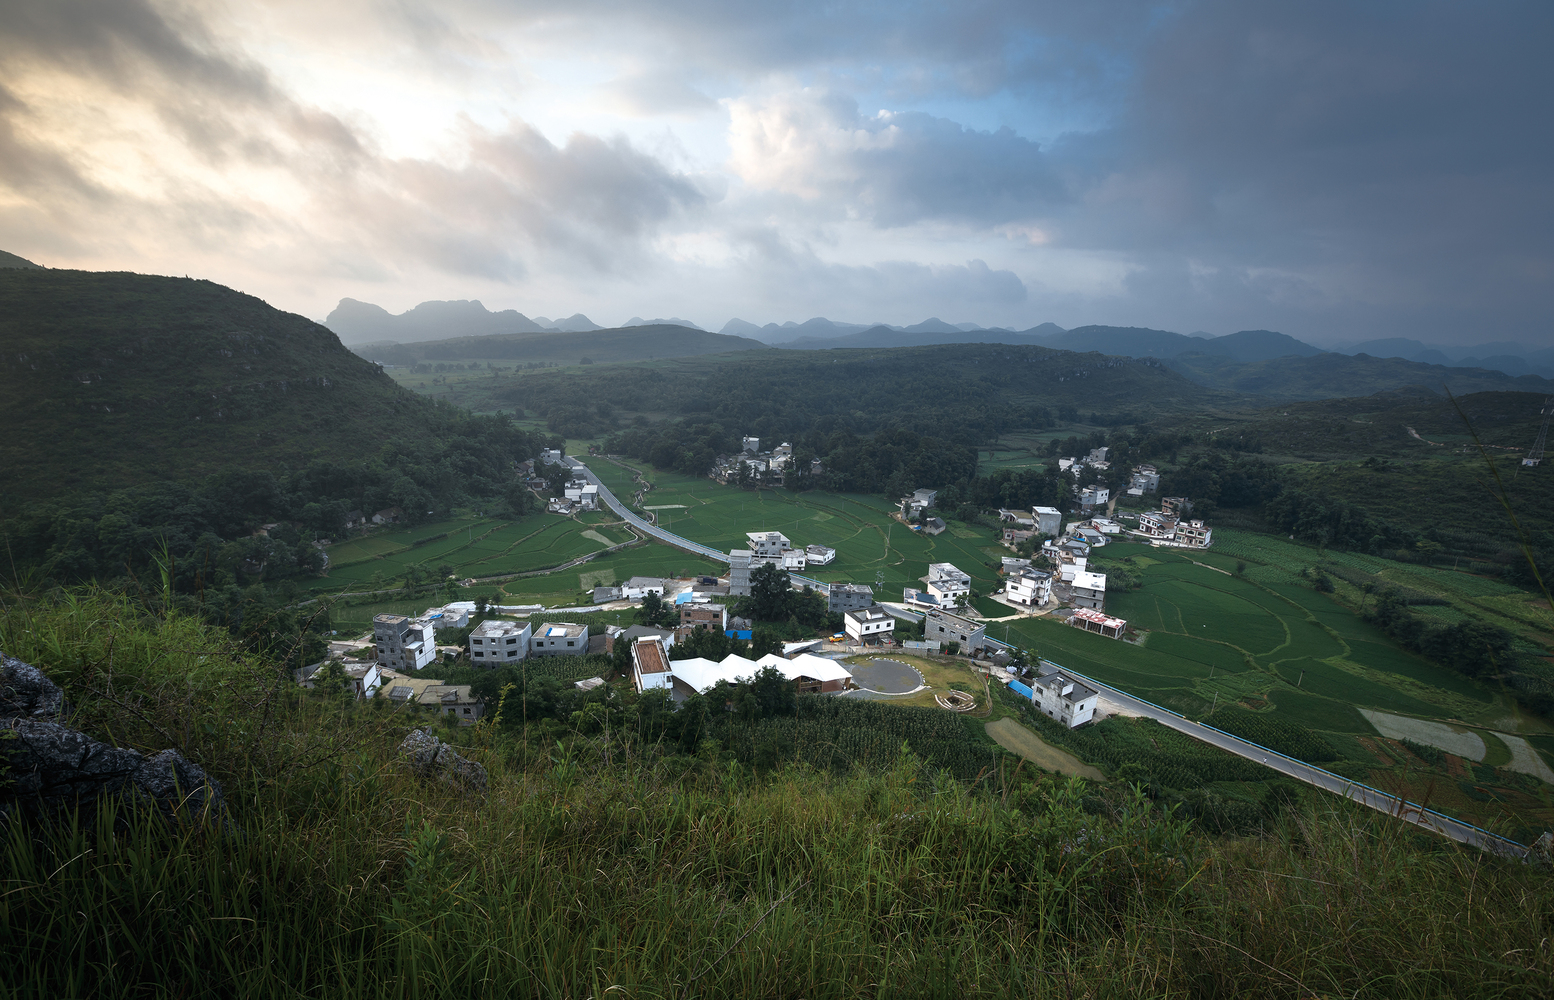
353, 324, 770, 366
1168, 351, 1554, 400
0, 269, 448, 505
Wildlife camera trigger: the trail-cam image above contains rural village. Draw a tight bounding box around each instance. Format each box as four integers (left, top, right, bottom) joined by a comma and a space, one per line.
298, 435, 1218, 738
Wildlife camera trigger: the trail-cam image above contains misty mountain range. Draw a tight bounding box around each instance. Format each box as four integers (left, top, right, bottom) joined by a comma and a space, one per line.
325, 296, 1554, 379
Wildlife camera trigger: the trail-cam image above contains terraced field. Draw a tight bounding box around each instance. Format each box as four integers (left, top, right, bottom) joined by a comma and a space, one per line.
309, 510, 646, 595
1010, 532, 1528, 734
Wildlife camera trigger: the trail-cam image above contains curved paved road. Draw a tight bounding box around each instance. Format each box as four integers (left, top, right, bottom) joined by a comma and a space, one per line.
566, 458, 730, 563
1044, 659, 1528, 856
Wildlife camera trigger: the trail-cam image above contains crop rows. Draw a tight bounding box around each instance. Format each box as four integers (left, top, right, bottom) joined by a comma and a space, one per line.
520, 657, 605, 682
1202, 707, 1340, 763
1400, 737, 1447, 767
994, 687, 1275, 787
713, 698, 1001, 780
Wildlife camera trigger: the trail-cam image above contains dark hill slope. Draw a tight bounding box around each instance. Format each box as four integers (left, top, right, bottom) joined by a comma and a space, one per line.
0, 270, 442, 504
779, 324, 1054, 350
1168, 351, 1554, 400
358, 324, 769, 366
497, 342, 1244, 441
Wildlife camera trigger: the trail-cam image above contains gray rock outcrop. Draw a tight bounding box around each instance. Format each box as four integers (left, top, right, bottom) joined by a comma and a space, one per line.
400, 728, 488, 795
0, 652, 228, 828
1, 652, 67, 718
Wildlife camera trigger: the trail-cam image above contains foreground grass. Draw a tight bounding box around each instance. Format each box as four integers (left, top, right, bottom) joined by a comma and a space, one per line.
1, 593, 1551, 998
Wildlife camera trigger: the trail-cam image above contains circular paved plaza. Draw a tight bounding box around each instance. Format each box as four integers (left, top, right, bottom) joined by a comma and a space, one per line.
850, 658, 924, 694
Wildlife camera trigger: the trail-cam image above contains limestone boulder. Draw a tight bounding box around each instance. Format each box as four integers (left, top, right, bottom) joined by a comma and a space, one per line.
400, 728, 488, 795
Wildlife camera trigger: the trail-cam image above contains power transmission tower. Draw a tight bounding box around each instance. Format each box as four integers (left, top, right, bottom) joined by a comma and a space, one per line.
1523, 397, 1552, 467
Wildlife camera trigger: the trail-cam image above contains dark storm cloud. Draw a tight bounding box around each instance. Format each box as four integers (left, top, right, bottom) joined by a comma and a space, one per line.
1043, 0, 1554, 341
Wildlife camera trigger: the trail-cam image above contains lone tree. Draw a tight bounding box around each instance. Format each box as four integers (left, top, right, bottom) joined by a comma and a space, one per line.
747, 563, 792, 622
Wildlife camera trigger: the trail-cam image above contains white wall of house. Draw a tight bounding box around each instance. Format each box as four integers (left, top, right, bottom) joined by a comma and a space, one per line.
844, 607, 896, 642
1071, 571, 1107, 611
374, 614, 438, 671
746, 531, 791, 557
1031, 675, 1096, 728
1006, 570, 1051, 607
531, 623, 589, 655
469, 620, 532, 666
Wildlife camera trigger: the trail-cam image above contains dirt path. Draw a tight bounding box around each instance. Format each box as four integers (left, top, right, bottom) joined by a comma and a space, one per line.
984, 717, 1105, 780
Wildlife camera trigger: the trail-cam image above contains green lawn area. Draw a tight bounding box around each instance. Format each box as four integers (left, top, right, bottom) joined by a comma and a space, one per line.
1018, 534, 1522, 744
576, 458, 1006, 595
311, 511, 652, 594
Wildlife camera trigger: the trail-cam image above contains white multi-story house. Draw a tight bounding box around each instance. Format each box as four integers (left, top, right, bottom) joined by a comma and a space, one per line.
900, 488, 938, 519
782, 549, 808, 571
1052, 549, 1088, 582
373, 613, 437, 671
1032, 506, 1063, 537
805, 544, 836, 565
742, 436, 760, 453
563, 481, 600, 510
924, 608, 989, 654
531, 622, 589, 656
1177, 520, 1213, 548
632, 637, 673, 693
1137, 509, 1180, 538
1071, 571, 1107, 611
540, 448, 564, 464
1005, 567, 1053, 607
926, 563, 972, 604
468, 620, 532, 666
844, 606, 896, 644
1030, 670, 1097, 728
1079, 485, 1109, 511
746, 531, 791, 557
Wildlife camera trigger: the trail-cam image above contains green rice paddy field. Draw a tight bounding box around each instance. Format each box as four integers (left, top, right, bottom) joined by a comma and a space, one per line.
1004, 532, 1554, 837
581, 457, 1008, 595
315, 515, 635, 591
1007, 534, 1536, 734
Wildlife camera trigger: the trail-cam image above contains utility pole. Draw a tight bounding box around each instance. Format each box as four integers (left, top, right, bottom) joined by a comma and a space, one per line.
1210, 691, 1218, 714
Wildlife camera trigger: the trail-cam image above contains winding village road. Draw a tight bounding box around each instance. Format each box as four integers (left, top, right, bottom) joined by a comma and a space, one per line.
566, 456, 1530, 855
567, 457, 730, 563
1044, 661, 1529, 856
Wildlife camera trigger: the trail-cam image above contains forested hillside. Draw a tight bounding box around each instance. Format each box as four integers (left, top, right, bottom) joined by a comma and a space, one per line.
0, 269, 459, 504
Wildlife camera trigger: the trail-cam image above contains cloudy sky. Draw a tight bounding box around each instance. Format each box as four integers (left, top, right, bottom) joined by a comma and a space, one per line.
2, 0, 1549, 345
